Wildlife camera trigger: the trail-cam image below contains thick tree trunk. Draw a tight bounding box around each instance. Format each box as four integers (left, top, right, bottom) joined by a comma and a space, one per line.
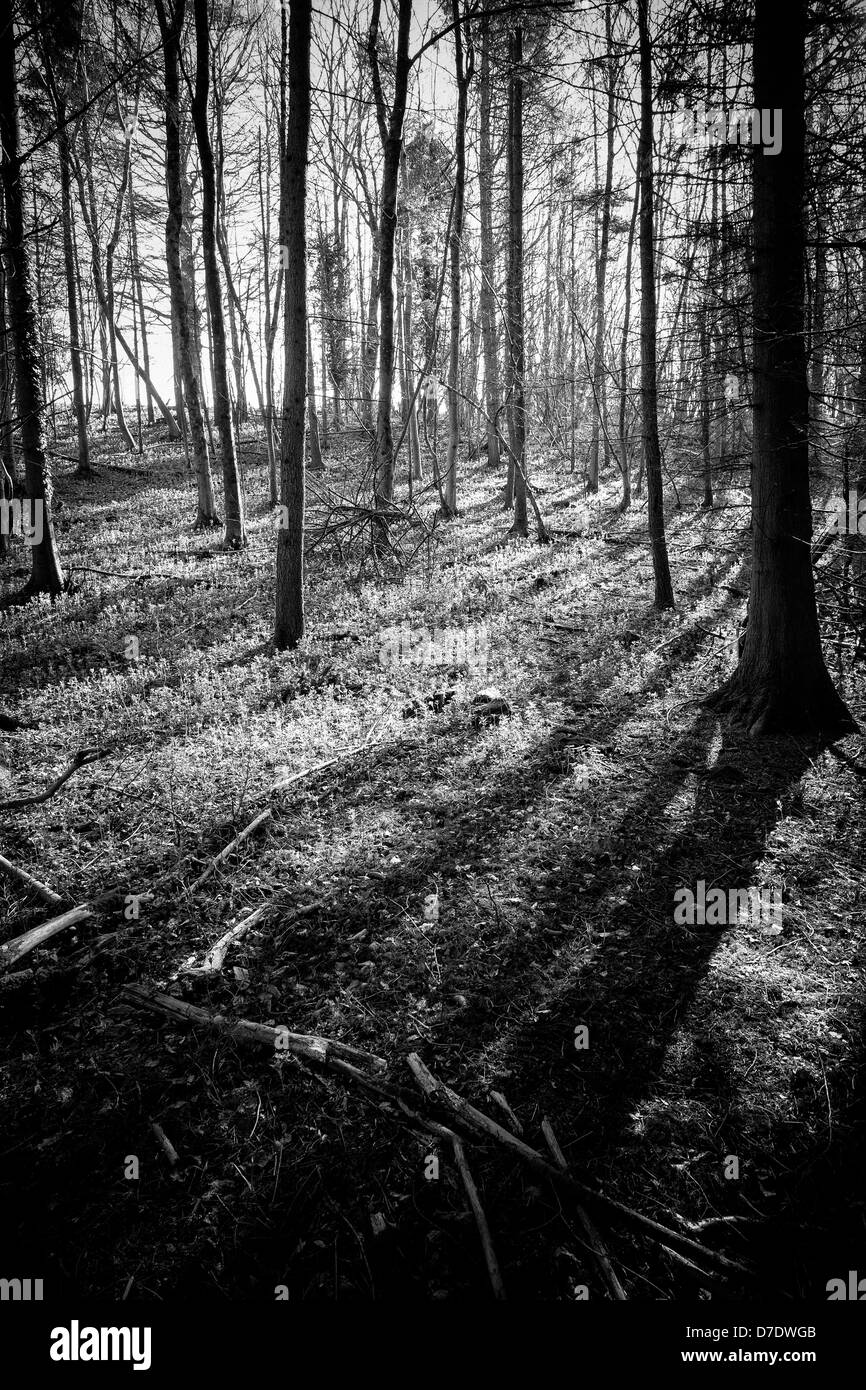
155, 0, 219, 529
636, 0, 674, 608
0, 0, 64, 598
708, 0, 853, 736
274, 0, 311, 650
192, 0, 246, 548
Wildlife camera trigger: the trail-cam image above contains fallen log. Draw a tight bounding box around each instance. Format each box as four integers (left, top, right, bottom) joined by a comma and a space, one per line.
0, 904, 94, 971
0, 852, 63, 906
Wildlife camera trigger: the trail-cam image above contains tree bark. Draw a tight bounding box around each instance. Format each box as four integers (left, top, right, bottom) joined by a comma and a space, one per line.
636, 0, 674, 608
367, 0, 413, 542
192, 0, 246, 548
274, 0, 312, 650
506, 24, 528, 536
708, 0, 853, 736
0, 0, 64, 598
155, 0, 219, 528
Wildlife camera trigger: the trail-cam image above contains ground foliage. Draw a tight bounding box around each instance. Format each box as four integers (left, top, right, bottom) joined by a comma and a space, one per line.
1, 427, 864, 1300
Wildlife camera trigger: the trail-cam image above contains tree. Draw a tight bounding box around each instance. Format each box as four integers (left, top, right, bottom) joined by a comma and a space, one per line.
0, 0, 64, 599
367, 0, 412, 542
274, 0, 312, 651
636, 0, 674, 609
155, 0, 218, 529
709, 0, 854, 736
192, 0, 246, 548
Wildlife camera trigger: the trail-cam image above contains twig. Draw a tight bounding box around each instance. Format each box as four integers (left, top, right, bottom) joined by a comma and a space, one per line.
541, 1115, 627, 1300
405, 1055, 752, 1279
0, 852, 63, 906
451, 1136, 507, 1300
0, 747, 103, 811
187, 809, 273, 892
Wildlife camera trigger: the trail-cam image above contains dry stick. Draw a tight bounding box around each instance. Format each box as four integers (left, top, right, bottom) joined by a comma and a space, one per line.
0, 904, 95, 971
541, 1115, 627, 1301
405, 1056, 752, 1280
187, 743, 373, 893
181, 902, 271, 975
151, 1121, 179, 1167
313, 1055, 506, 1299
182, 900, 320, 977
121, 984, 388, 1071
451, 1135, 507, 1300
0, 852, 63, 906
0, 748, 103, 811
187, 809, 273, 892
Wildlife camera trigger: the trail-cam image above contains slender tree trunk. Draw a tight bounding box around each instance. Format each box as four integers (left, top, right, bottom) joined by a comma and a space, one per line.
55, 98, 90, 475
588, 0, 616, 493
0, 0, 63, 598
128, 169, 154, 427
275, 0, 311, 650
636, 0, 674, 608
709, 0, 852, 735
368, 0, 412, 540
306, 319, 323, 472
443, 2, 470, 518
506, 25, 528, 536
155, 0, 218, 528
192, 0, 246, 548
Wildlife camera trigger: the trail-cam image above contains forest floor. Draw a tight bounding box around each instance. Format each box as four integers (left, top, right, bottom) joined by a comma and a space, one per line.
1, 423, 864, 1302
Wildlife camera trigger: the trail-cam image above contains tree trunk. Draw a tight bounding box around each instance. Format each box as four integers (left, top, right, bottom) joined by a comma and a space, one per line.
708, 0, 853, 736
443, 2, 470, 519
155, 0, 219, 529
636, 0, 674, 608
55, 97, 90, 475
192, 0, 246, 548
506, 25, 528, 536
588, 0, 616, 493
0, 0, 64, 598
274, 0, 312, 650
368, 0, 412, 541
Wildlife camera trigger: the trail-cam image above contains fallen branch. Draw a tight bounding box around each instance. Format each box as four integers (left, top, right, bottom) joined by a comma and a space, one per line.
187, 809, 273, 892
121, 985, 388, 1072
0, 904, 95, 971
541, 1115, 627, 1301
406, 1055, 752, 1280
0, 710, 38, 732
0, 747, 103, 811
0, 852, 63, 906
181, 900, 322, 977
181, 903, 272, 976
451, 1135, 507, 1300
